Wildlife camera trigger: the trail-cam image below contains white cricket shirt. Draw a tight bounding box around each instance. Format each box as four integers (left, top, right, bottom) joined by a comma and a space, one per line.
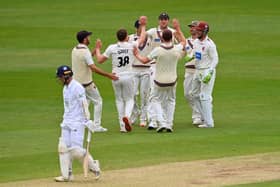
103, 41, 138, 74
62, 79, 87, 124
193, 36, 218, 69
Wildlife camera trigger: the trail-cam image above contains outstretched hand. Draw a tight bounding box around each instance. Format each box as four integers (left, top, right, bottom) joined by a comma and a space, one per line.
172, 18, 180, 30
95, 39, 102, 49
139, 16, 147, 26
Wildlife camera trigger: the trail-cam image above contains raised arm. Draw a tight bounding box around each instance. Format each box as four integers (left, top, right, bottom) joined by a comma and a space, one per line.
94, 39, 108, 64
172, 19, 186, 47
133, 47, 151, 64
137, 16, 147, 47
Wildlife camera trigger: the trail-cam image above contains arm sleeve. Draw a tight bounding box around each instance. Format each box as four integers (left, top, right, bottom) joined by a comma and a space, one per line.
84, 50, 94, 65
103, 45, 112, 59
77, 87, 90, 120
209, 44, 219, 69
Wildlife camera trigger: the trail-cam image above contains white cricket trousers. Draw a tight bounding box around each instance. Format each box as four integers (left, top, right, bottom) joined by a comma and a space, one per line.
85, 83, 102, 127
133, 69, 151, 122
147, 65, 157, 123
150, 83, 176, 128
184, 70, 202, 120
58, 124, 99, 178
112, 73, 135, 129
191, 69, 216, 127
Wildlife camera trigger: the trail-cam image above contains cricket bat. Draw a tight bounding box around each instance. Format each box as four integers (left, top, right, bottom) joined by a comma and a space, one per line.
83, 130, 91, 178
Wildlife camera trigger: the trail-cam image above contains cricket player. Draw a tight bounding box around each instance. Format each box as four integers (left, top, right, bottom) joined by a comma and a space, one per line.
134, 19, 186, 132
183, 21, 202, 125
190, 21, 219, 128
54, 65, 100, 182
145, 12, 178, 130
129, 19, 153, 127
95, 16, 147, 132
72, 30, 118, 132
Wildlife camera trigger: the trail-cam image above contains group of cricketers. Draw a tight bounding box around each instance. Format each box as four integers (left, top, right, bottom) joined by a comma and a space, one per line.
54, 12, 218, 182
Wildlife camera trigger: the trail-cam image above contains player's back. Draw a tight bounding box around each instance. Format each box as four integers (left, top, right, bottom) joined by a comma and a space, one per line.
105, 42, 136, 74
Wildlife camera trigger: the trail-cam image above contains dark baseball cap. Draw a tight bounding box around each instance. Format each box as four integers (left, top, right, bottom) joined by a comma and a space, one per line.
134, 20, 140, 29
76, 30, 92, 43
158, 12, 169, 20
188, 20, 199, 27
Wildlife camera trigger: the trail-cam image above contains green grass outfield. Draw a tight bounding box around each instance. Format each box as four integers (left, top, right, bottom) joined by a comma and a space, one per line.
0, 0, 280, 184
228, 180, 280, 187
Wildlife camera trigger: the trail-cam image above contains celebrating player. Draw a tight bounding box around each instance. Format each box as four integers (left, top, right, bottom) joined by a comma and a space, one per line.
71, 30, 118, 132
134, 19, 186, 132
129, 19, 153, 127
190, 21, 219, 128
183, 21, 202, 126
145, 12, 178, 130
94, 16, 147, 132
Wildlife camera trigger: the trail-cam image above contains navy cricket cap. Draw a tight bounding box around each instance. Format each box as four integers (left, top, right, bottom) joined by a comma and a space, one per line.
134, 20, 140, 28
76, 30, 92, 43
56, 65, 73, 78
158, 12, 169, 20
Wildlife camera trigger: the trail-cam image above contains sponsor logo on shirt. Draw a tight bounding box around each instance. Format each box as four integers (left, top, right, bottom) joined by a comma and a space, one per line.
154, 38, 161, 42
195, 52, 202, 60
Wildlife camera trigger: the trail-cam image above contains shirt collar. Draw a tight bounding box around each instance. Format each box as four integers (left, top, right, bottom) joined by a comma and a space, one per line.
77, 43, 89, 48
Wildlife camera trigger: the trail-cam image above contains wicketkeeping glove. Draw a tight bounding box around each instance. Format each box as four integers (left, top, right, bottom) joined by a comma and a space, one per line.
184, 54, 194, 62
202, 69, 214, 84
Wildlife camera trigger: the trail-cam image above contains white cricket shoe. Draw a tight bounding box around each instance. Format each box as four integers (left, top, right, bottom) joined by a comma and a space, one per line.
147, 121, 157, 130
192, 118, 202, 125
198, 124, 214, 128
54, 175, 73, 182
93, 126, 108, 132
90, 169, 101, 180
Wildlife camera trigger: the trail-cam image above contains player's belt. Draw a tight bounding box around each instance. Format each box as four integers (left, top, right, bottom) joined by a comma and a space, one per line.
185, 65, 195, 69
132, 65, 151, 68
154, 79, 177, 87
82, 81, 93, 88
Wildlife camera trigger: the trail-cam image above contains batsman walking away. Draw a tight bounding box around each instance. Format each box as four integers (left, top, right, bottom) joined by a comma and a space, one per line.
54, 65, 101, 182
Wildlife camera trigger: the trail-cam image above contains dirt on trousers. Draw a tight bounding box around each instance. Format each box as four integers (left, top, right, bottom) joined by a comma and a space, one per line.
1, 152, 280, 187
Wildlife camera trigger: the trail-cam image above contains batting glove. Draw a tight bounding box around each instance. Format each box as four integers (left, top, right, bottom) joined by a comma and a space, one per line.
202, 69, 214, 84
85, 120, 95, 133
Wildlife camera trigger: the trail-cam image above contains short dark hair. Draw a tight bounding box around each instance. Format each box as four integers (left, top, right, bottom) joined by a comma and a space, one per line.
116, 29, 128, 41
162, 29, 172, 42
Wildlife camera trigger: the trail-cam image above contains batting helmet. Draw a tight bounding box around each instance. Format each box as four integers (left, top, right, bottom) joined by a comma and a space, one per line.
195, 21, 209, 34
56, 65, 73, 78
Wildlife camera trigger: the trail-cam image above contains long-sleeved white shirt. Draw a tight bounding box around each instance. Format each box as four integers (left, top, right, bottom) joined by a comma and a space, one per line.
193, 36, 218, 69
